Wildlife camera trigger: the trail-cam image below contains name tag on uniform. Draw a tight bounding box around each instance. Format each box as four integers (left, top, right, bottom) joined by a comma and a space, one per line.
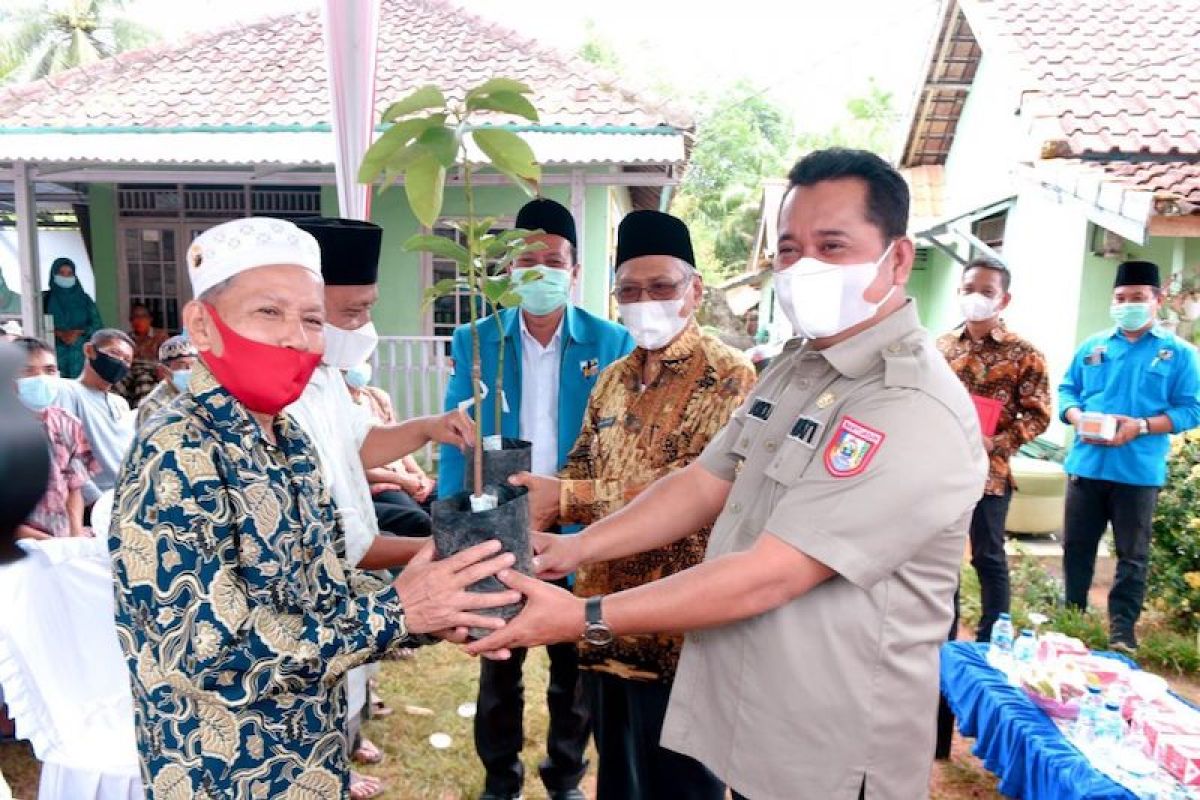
581, 358, 599, 378
788, 415, 822, 447
748, 397, 774, 421
1084, 346, 1106, 366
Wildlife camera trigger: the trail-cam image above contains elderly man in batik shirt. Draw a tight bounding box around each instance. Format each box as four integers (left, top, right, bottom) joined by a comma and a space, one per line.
513, 211, 755, 800
108, 217, 518, 800
937, 257, 1051, 642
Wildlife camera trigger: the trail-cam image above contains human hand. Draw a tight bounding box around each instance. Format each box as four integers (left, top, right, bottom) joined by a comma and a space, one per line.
507, 471, 560, 530
371, 482, 405, 496
464, 569, 586, 658
393, 540, 520, 634
1107, 415, 1141, 447
983, 436, 995, 453
530, 530, 584, 581
413, 477, 435, 504
425, 409, 475, 451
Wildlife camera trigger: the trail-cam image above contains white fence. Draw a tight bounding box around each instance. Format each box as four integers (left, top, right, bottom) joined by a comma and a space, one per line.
371, 336, 453, 467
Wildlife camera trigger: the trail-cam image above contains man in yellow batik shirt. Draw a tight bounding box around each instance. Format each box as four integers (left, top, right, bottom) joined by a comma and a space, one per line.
512, 211, 755, 800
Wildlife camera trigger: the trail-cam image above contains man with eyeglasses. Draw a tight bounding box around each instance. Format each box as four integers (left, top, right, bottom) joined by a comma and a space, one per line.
511, 210, 755, 799
441, 197, 633, 800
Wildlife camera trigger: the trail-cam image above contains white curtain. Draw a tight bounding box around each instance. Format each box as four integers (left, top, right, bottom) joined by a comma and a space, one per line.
321, 0, 382, 222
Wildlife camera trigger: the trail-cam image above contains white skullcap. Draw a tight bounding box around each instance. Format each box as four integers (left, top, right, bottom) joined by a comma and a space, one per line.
186, 217, 322, 298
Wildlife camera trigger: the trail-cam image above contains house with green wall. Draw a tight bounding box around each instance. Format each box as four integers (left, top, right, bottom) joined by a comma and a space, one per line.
0, 0, 690, 358
897, 0, 1200, 440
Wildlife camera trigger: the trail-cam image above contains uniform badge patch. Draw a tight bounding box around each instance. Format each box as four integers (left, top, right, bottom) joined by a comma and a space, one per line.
788, 415, 822, 446
581, 358, 599, 378
824, 416, 885, 478
748, 397, 774, 421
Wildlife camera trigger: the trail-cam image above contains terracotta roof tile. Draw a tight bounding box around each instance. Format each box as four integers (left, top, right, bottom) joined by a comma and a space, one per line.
0, 0, 691, 131
1081, 160, 1200, 205
966, 0, 1200, 155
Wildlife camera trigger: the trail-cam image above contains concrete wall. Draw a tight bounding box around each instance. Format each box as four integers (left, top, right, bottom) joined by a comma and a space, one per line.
88, 184, 120, 326
942, 53, 1026, 214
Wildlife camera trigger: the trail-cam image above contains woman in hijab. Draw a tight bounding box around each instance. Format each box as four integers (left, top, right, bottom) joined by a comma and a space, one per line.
42, 258, 102, 379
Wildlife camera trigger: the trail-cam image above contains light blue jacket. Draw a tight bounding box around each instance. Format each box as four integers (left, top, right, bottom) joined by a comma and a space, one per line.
438, 306, 634, 497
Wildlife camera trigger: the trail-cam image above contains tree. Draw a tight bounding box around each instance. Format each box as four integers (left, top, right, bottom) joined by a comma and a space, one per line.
577, 18, 621, 72
795, 78, 899, 156
0, 0, 156, 84
673, 81, 794, 281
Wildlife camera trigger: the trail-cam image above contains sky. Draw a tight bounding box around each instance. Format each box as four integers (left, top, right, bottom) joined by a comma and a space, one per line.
122, 0, 941, 143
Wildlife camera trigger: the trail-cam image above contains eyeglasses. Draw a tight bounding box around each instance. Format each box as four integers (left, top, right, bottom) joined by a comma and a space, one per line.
612, 276, 692, 304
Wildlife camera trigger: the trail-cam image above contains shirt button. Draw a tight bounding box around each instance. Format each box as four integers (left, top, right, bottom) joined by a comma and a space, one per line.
765, 440, 778, 452
729, 502, 741, 513
739, 438, 750, 448
797, 379, 811, 389
887, 343, 903, 354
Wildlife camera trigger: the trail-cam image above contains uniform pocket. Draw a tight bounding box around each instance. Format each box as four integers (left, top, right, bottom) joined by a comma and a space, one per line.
763, 438, 819, 486
1081, 362, 1108, 393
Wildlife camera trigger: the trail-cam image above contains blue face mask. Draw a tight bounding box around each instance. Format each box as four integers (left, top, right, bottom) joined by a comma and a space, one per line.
1110, 302, 1154, 331
512, 266, 571, 316
344, 362, 372, 389
17, 375, 59, 411
52, 274, 77, 290
170, 369, 192, 393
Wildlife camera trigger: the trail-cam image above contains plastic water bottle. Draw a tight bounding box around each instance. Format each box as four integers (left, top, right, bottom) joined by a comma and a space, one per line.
1013, 629, 1037, 669
1094, 701, 1126, 750
1074, 685, 1104, 743
990, 613, 1014, 671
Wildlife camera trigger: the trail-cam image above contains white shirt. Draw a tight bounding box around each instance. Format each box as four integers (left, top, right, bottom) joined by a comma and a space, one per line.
518, 312, 563, 476
286, 365, 378, 568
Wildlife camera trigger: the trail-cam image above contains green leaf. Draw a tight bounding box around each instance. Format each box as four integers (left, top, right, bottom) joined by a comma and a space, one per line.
419, 125, 459, 168
465, 78, 534, 103
432, 277, 461, 294
404, 153, 446, 228
517, 269, 544, 283
358, 115, 444, 182
468, 90, 539, 122
472, 128, 541, 190
403, 234, 470, 264
498, 292, 524, 308
382, 86, 446, 122
482, 276, 511, 303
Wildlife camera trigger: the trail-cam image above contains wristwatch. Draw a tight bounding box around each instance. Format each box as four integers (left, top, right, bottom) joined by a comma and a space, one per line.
582, 595, 614, 646
1137, 418, 1150, 436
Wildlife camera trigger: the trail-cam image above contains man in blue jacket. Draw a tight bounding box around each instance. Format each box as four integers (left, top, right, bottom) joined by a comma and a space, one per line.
441, 197, 633, 800
1059, 260, 1200, 651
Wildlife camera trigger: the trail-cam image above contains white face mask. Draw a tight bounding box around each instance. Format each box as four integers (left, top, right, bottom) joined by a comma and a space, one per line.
959, 292, 1000, 323
774, 243, 896, 339
322, 320, 379, 370
618, 298, 690, 351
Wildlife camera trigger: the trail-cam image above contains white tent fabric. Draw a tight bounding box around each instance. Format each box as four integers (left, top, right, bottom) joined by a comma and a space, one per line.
0, 538, 143, 800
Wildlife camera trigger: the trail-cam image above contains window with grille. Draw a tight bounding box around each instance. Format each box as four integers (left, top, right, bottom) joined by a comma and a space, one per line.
972, 211, 1007, 256
123, 227, 181, 331
117, 185, 321, 219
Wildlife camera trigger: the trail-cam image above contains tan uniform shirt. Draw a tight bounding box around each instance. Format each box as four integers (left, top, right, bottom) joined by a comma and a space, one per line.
660, 302, 987, 800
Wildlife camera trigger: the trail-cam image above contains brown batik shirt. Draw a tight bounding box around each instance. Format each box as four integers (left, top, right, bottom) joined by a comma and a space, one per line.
561, 320, 755, 681
937, 321, 1052, 495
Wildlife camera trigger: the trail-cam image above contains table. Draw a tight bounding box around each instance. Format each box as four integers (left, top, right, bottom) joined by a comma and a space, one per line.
940, 641, 1137, 800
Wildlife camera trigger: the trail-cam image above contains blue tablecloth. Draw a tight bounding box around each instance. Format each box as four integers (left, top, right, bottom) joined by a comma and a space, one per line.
941, 641, 1138, 800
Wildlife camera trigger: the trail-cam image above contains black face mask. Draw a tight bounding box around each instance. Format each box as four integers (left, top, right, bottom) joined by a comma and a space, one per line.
90, 350, 130, 385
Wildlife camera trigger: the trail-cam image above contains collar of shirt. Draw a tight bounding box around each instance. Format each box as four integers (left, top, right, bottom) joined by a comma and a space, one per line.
519, 311, 564, 355
621, 318, 701, 387
1107, 324, 1172, 343
189, 360, 299, 449
821, 300, 923, 378
953, 319, 1016, 345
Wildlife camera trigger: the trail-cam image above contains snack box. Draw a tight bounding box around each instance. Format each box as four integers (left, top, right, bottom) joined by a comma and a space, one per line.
1038, 633, 1090, 662
1079, 412, 1117, 441
1140, 712, 1200, 759
1160, 735, 1200, 785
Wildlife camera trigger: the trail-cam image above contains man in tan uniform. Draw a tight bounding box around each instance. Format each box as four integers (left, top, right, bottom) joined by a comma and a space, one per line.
468, 148, 987, 800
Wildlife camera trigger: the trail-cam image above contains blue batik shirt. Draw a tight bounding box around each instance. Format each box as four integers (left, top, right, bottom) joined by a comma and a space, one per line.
108, 362, 413, 800
1059, 325, 1200, 486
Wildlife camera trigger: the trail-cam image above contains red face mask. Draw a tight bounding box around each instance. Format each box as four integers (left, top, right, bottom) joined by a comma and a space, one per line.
198, 304, 322, 416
